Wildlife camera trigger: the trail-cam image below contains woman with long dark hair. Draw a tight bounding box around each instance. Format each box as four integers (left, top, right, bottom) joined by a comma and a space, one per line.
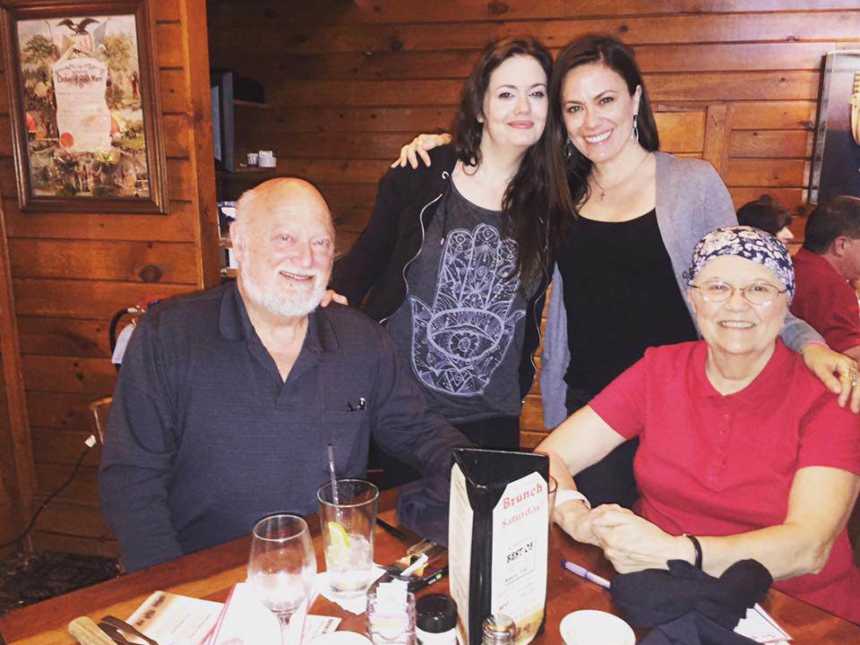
330, 37, 561, 479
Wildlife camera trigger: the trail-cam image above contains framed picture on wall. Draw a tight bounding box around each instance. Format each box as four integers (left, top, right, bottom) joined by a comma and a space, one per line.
0, 0, 168, 213
809, 50, 860, 204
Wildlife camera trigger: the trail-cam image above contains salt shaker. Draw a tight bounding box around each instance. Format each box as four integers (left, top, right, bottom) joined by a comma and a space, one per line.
415, 594, 457, 644
481, 614, 516, 644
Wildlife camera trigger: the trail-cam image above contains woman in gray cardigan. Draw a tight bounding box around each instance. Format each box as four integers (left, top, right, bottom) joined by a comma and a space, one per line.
392, 36, 859, 507
539, 35, 857, 507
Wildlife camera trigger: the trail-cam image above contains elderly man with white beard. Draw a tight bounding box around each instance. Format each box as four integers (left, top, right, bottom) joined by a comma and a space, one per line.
100, 178, 469, 571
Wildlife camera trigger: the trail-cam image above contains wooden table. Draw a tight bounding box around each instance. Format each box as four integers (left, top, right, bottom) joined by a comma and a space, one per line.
2, 492, 858, 644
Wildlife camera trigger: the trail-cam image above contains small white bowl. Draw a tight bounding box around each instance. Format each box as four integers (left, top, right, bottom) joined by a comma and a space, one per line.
310, 632, 372, 645
560, 610, 635, 645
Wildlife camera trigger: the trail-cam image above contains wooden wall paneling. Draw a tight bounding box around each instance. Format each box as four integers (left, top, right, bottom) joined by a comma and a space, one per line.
0, 200, 32, 554
179, 0, 220, 289
13, 279, 192, 319
237, 0, 860, 25
23, 356, 116, 396
31, 428, 101, 467
726, 159, 808, 188
2, 198, 199, 241
728, 130, 812, 159
8, 239, 199, 284
273, 41, 834, 83
253, 12, 860, 55
703, 104, 731, 178
17, 317, 111, 359
27, 391, 97, 433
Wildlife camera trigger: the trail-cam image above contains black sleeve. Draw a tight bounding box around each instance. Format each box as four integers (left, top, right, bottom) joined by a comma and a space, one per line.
330, 167, 408, 306
98, 315, 184, 571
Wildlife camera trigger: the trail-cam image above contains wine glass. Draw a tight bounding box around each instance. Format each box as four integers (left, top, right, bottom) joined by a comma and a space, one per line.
248, 514, 317, 644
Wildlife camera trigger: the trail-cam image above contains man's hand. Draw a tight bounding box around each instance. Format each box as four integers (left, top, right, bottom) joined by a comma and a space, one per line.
800, 343, 860, 413
320, 290, 348, 307
391, 133, 453, 169
589, 505, 692, 574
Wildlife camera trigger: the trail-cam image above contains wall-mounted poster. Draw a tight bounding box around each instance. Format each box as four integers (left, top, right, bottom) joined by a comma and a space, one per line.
809, 50, 860, 204
0, 0, 167, 213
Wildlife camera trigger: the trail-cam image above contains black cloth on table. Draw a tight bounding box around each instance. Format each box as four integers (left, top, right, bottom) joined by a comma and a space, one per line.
611, 559, 773, 645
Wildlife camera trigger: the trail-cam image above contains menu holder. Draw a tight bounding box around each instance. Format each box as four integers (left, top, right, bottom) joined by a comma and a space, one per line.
448, 448, 550, 645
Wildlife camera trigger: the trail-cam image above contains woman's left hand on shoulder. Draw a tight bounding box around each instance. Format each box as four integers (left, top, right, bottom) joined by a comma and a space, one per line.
800, 343, 860, 413
589, 505, 691, 574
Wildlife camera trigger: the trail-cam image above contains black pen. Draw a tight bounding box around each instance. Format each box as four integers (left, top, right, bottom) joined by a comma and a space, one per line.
408, 566, 448, 593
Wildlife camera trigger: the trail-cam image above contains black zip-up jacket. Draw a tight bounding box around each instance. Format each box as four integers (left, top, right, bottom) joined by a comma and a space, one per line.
331, 145, 552, 400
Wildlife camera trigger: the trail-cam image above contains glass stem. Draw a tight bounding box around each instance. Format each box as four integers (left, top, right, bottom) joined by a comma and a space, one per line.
276, 611, 294, 645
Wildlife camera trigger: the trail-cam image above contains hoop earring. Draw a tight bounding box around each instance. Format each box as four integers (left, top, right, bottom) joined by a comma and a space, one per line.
632, 114, 639, 143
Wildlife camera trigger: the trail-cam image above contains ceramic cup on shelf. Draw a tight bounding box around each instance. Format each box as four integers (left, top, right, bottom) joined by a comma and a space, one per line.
258, 150, 277, 168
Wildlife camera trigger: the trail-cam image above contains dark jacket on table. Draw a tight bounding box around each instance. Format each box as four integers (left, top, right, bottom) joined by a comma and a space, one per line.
99, 282, 469, 571
330, 144, 552, 400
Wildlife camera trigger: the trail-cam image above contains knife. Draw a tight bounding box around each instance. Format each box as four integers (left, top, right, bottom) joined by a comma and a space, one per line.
377, 518, 446, 574
100, 615, 160, 645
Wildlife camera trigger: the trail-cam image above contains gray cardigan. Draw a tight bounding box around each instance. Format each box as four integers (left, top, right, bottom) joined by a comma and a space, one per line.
541, 152, 823, 428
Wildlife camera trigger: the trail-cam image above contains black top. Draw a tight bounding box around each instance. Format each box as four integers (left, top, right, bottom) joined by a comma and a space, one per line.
558, 209, 698, 396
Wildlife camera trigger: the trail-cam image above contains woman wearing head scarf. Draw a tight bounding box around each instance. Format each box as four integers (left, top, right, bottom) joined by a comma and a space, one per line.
536, 226, 860, 622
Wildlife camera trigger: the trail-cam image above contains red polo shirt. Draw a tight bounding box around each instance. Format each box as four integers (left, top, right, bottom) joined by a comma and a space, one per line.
791, 248, 860, 353
590, 340, 860, 622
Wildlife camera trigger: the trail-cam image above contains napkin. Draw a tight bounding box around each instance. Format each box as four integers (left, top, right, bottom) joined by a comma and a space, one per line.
206, 583, 341, 645
314, 566, 387, 614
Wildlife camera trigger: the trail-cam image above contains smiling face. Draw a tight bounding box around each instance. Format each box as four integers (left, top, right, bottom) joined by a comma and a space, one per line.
479, 54, 548, 153
560, 61, 641, 165
688, 256, 788, 361
233, 180, 334, 321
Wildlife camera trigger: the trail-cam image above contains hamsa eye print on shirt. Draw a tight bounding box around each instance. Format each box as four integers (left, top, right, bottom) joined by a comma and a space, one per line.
411, 223, 525, 396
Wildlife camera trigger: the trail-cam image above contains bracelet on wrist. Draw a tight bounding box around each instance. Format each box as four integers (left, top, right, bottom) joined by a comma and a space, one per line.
554, 489, 592, 510
685, 534, 703, 569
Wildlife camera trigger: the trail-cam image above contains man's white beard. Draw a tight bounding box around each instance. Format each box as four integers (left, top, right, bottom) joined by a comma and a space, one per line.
242, 271, 327, 319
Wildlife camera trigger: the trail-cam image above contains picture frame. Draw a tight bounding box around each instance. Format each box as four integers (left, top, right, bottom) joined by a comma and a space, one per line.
0, 0, 168, 213
809, 49, 860, 204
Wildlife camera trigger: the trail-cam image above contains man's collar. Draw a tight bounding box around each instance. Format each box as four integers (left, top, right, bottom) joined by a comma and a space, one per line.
218, 281, 340, 353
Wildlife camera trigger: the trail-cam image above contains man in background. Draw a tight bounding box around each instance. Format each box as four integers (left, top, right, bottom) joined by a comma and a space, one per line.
791, 195, 860, 362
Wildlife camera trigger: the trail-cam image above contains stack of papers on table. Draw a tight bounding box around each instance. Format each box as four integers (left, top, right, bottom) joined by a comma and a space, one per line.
126, 591, 223, 644
734, 604, 792, 644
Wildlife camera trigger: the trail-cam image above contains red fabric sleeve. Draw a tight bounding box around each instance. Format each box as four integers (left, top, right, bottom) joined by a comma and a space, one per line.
588, 351, 649, 440
797, 394, 860, 475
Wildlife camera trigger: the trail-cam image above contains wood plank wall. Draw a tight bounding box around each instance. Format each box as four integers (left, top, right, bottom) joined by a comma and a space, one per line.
0, 0, 218, 557
208, 0, 860, 449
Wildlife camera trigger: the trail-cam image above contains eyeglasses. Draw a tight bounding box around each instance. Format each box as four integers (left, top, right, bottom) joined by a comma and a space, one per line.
689, 280, 788, 306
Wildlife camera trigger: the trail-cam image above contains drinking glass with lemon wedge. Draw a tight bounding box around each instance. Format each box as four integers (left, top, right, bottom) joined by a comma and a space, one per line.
317, 478, 379, 598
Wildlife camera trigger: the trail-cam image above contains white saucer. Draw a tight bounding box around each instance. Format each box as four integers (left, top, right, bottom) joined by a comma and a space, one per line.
559, 610, 635, 645
310, 632, 372, 644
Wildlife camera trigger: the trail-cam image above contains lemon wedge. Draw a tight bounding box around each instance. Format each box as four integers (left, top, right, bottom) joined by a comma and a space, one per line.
327, 521, 351, 555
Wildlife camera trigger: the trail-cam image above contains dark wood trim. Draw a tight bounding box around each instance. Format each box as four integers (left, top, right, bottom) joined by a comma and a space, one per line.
0, 196, 34, 551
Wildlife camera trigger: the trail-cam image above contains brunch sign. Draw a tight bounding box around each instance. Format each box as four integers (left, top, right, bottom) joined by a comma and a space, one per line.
449, 449, 550, 645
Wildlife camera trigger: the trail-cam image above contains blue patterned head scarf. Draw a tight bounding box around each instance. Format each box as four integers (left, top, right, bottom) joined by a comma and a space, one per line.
685, 225, 795, 302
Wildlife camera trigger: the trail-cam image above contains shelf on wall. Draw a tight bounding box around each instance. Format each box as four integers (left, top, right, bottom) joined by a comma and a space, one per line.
233, 99, 270, 109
